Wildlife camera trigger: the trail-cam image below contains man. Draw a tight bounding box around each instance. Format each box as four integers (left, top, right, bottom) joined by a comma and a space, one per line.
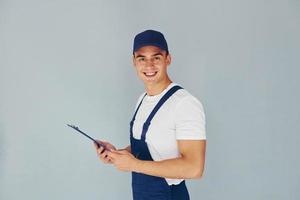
95, 30, 206, 200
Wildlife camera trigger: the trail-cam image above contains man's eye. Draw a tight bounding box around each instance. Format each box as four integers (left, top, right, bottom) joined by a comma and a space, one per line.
154, 56, 161, 60
138, 58, 145, 62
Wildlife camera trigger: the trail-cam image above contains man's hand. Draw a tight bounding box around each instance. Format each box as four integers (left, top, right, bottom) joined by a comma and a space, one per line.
107, 149, 139, 172
94, 140, 116, 164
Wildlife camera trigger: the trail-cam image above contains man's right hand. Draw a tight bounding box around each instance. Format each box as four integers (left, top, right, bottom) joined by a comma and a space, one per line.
94, 140, 116, 164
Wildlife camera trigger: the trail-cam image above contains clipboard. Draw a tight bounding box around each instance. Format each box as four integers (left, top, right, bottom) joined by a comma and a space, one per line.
66, 124, 109, 151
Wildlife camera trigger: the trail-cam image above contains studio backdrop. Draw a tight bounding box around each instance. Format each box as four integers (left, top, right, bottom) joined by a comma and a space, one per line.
1, 0, 299, 200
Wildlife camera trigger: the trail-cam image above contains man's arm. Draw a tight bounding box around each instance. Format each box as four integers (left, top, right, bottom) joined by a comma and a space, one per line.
135, 140, 206, 179
108, 140, 206, 179
119, 145, 131, 153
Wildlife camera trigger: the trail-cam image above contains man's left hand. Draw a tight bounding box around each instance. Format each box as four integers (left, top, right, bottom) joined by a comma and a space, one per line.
107, 149, 139, 172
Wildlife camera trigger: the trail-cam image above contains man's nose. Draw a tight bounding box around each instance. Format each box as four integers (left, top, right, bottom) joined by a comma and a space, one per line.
145, 59, 155, 68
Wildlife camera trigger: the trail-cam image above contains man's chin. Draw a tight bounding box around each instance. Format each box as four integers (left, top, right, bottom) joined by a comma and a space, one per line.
140, 75, 157, 83
142, 78, 157, 85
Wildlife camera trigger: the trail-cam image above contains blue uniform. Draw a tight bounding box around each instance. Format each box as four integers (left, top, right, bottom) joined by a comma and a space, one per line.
130, 85, 190, 200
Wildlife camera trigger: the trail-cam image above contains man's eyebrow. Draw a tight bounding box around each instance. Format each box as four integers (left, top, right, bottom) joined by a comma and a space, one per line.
135, 52, 164, 58
152, 53, 163, 56
135, 55, 145, 58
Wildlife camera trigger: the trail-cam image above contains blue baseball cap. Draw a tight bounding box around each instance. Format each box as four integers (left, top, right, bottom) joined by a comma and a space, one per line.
133, 30, 169, 54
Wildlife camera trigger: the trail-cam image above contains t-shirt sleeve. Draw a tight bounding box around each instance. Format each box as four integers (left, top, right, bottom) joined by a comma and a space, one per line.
174, 96, 206, 140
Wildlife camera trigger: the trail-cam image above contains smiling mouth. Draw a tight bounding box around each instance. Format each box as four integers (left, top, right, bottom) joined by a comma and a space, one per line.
143, 72, 158, 77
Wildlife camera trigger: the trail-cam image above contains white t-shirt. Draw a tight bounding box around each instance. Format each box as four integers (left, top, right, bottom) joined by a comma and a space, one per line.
132, 83, 206, 185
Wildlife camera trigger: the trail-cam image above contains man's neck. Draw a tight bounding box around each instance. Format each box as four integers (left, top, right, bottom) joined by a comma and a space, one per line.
145, 79, 172, 96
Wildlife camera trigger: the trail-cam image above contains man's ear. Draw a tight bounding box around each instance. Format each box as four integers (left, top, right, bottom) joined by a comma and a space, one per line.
132, 54, 136, 67
166, 54, 171, 66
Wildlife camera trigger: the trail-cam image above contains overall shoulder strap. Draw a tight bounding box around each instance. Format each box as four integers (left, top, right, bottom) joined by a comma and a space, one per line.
130, 93, 147, 127
141, 85, 183, 141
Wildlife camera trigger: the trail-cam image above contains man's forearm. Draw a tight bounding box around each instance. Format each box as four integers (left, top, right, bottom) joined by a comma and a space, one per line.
122, 145, 131, 153
133, 157, 204, 179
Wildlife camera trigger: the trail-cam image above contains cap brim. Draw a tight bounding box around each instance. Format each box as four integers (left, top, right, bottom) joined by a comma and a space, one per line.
133, 42, 168, 53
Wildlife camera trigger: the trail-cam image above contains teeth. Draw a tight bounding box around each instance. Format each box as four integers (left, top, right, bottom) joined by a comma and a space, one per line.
145, 72, 156, 76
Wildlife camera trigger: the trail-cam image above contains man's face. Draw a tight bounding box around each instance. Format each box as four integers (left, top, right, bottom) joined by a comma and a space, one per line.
133, 46, 171, 85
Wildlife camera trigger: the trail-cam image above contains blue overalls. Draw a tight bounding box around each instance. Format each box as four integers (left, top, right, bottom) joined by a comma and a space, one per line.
130, 85, 190, 200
